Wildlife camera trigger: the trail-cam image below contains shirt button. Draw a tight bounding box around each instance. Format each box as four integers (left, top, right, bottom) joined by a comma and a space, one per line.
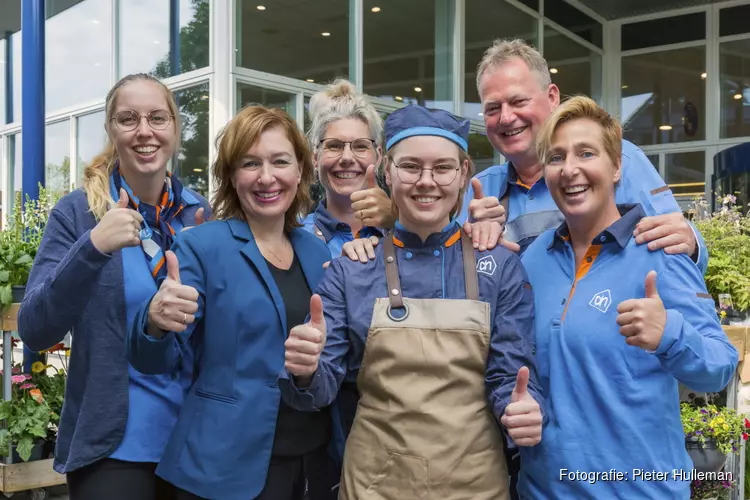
529, 195, 535, 200
561, 298, 566, 305
586, 256, 593, 263
532, 348, 537, 355
599, 235, 606, 242
316, 230, 323, 236
433, 250, 440, 257
406, 252, 413, 259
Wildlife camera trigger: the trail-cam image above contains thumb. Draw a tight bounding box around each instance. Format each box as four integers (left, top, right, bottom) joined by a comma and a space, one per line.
511, 366, 530, 402
644, 270, 659, 299
165, 250, 181, 283
471, 178, 484, 200
195, 207, 205, 226
309, 294, 325, 331
117, 188, 129, 209
365, 164, 377, 189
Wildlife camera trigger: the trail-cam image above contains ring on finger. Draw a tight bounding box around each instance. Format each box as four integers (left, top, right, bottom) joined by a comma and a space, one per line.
183, 312, 187, 324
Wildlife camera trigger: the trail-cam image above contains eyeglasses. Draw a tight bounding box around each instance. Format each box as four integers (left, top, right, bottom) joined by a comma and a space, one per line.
111, 110, 174, 132
390, 158, 460, 186
319, 138, 376, 159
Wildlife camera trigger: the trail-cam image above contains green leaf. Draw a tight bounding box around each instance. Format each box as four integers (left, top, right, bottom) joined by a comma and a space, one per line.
16, 435, 33, 462
0, 270, 9, 283
0, 285, 11, 308
14, 254, 32, 266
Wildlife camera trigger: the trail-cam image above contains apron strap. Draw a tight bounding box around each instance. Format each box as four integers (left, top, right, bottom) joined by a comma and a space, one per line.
460, 232, 479, 301
383, 234, 404, 309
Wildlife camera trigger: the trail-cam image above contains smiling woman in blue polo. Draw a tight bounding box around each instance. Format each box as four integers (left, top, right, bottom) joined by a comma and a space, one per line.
518, 96, 738, 499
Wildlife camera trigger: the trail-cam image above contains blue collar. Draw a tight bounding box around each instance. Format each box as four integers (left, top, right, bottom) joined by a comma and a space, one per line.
392, 220, 460, 249
507, 163, 545, 190
313, 200, 383, 241
549, 203, 646, 251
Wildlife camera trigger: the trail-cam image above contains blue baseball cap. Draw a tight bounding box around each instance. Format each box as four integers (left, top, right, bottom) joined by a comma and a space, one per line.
385, 104, 470, 152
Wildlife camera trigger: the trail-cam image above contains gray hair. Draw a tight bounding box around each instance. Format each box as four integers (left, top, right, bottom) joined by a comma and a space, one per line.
476, 38, 552, 97
307, 78, 383, 152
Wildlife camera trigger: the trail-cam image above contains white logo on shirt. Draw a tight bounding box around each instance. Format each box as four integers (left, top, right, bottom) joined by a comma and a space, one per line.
476, 255, 497, 277
589, 290, 612, 313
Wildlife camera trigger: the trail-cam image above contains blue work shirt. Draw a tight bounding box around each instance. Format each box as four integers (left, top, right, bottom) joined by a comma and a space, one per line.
458, 140, 708, 274
302, 200, 383, 258
279, 221, 544, 424
518, 204, 738, 500
110, 191, 199, 463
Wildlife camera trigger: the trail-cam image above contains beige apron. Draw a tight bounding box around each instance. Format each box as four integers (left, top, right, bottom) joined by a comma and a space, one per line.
339, 232, 509, 500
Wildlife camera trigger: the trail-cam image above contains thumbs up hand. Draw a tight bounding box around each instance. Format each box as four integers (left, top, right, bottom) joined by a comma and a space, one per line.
90, 188, 145, 254
500, 366, 543, 446
468, 179, 506, 225
147, 251, 200, 336
616, 271, 667, 351
350, 165, 396, 229
181, 207, 208, 232
285, 294, 327, 386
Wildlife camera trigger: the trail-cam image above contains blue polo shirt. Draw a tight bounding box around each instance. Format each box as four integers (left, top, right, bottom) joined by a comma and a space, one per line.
109, 190, 199, 463
302, 201, 383, 258
518, 204, 738, 500
458, 140, 708, 274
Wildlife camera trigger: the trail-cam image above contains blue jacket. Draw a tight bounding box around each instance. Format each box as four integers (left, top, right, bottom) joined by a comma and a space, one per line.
458, 140, 709, 274
302, 200, 383, 258
279, 222, 544, 425
518, 204, 737, 500
17, 188, 209, 474
127, 219, 331, 500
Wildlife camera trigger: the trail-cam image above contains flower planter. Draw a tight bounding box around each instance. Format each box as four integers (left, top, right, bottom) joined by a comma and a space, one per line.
10, 439, 45, 464
10, 286, 24, 304
685, 438, 726, 473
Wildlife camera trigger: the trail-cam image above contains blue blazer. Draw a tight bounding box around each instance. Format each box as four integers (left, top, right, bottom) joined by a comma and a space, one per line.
127, 218, 332, 500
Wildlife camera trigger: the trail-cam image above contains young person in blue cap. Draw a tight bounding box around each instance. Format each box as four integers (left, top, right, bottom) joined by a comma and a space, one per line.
519, 96, 737, 499
279, 104, 543, 500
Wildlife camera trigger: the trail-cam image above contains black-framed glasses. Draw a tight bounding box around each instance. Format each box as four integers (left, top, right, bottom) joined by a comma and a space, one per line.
390, 158, 460, 186
319, 138, 376, 159
111, 110, 174, 132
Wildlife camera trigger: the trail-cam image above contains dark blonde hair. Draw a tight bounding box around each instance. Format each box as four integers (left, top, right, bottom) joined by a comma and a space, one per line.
211, 105, 314, 232
83, 74, 181, 220
476, 38, 551, 95
536, 95, 622, 168
385, 147, 475, 220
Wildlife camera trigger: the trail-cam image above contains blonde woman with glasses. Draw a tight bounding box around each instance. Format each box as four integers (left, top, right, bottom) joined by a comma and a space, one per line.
18, 74, 209, 500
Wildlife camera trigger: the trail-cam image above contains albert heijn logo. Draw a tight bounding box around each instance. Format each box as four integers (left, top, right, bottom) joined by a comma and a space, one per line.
476, 255, 497, 277
589, 289, 612, 313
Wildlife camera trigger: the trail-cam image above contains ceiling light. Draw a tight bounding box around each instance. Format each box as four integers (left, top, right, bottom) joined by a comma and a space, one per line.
321, 32, 331, 37
371, 7, 381, 12
734, 93, 743, 100
91, 19, 100, 24
200, 95, 209, 100
550, 68, 558, 74
256, 5, 266, 10
153, 40, 160, 45
659, 125, 672, 131
306, 79, 314, 83
395, 96, 403, 101
193, 168, 203, 172
414, 87, 422, 92
478, 112, 484, 116
621, 84, 628, 89
701, 72, 707, 79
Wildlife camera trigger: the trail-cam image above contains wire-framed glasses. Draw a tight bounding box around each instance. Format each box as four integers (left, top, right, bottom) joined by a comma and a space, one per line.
111, 110, 174, 132
319, 138, 376, 159
390, 158, 460, 186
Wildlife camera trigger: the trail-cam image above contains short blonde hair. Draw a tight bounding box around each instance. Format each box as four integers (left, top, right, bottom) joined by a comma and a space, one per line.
536, 96, 622, 168
476, 38, 551, 97
211, 106, 314, 232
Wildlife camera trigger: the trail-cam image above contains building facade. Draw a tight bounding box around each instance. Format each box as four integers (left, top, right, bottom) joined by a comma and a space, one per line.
0, 0, 749, 219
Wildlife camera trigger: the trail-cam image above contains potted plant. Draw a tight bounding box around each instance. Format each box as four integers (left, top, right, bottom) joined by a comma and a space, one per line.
31, 343, 68, 458
0, 187, 58, 308
681, 402, 749, 473
0, 370, 53, 462
691, 196, 750, 317
690, 477, 736, 500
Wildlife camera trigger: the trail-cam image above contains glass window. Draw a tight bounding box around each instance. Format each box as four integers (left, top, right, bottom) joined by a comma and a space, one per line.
0, 38, 5, 125
46, 0, 111, 112
719, 5, 750, 37
46, 121, 71, 196
236, 0, 348, 83
464, 1, 537, 116
544, 27, 602, 103
621, 47, 706, 145
77, 111, 107, 188
543, 0, 602, 48
120, 0, 209, 79
621, 13, 705, 52
236, 83, 297, 118
363, 0, 452, 110
173, 83, 209, 198
11, 30, 21, 122
646, 154, 660, 173
720, 39, 750, 139
469, 131, 496, 175
8, 134, 21, 216
517, 0, 538, 11
665, 151, 705, 203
